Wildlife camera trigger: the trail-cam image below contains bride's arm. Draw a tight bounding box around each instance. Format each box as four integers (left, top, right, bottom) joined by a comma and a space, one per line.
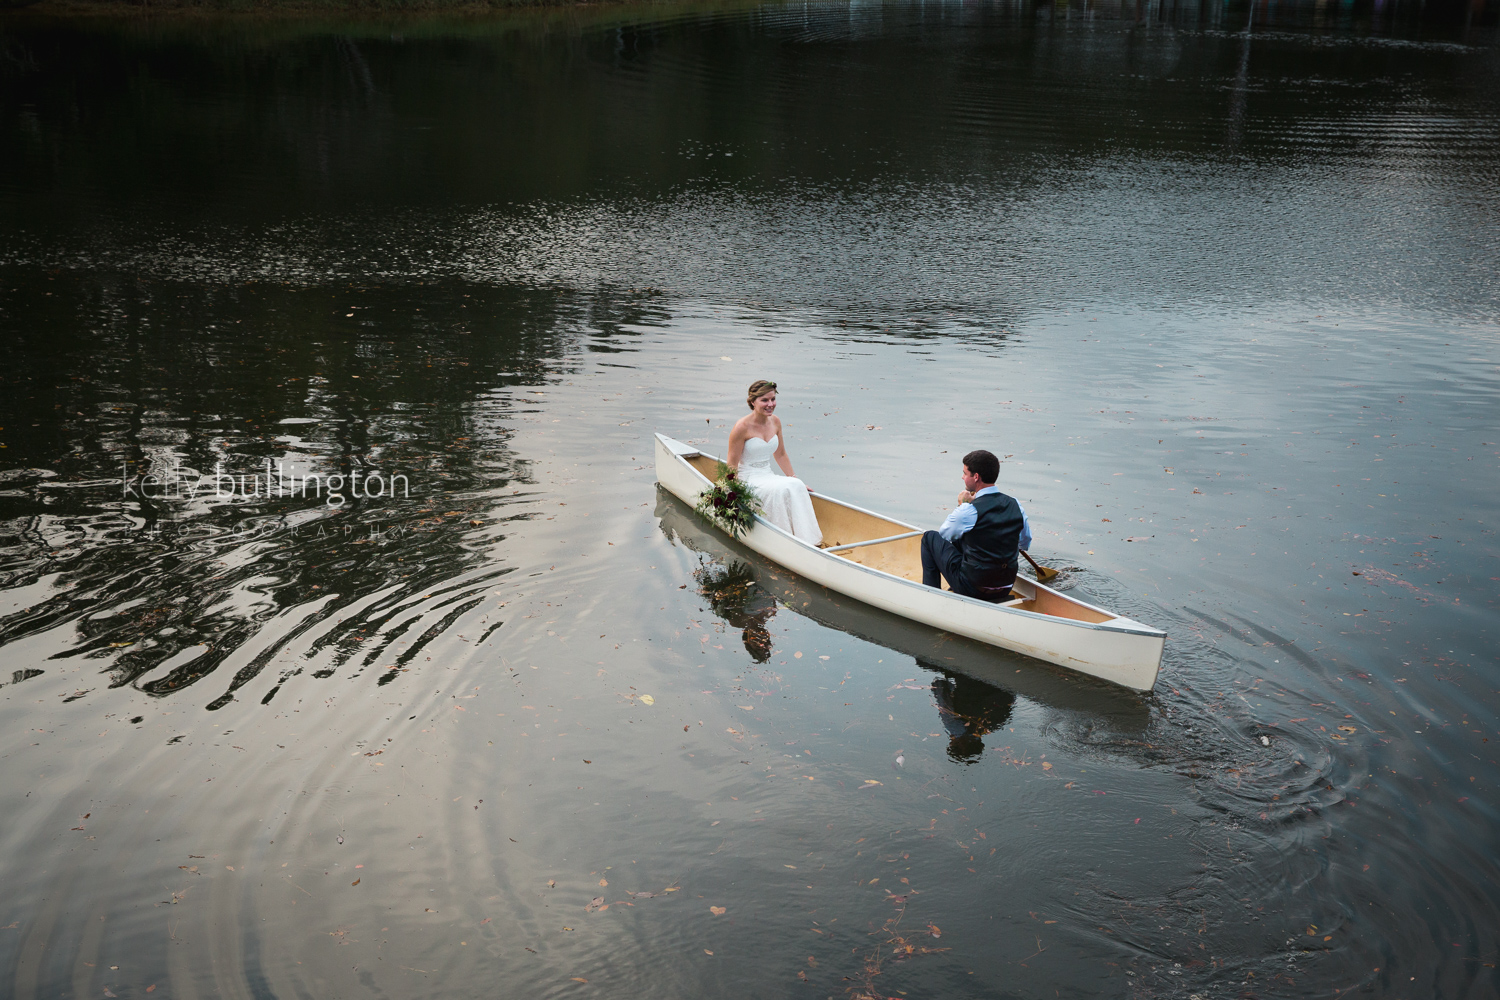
726, 422, 746, 468
771, 422, 805, 485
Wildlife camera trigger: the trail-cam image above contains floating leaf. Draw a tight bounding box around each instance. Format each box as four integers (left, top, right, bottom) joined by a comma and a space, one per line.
710, 906, 726, 916
639, 695, 654, 706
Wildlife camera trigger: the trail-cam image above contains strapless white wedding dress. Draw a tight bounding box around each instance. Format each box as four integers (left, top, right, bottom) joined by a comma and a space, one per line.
738, 435, 822, 545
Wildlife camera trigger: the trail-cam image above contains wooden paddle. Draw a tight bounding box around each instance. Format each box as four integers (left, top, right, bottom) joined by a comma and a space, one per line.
1022, 549, 1060, 583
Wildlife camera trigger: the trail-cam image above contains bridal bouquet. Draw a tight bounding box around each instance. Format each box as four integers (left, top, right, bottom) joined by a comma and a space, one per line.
695, 463, 763, 538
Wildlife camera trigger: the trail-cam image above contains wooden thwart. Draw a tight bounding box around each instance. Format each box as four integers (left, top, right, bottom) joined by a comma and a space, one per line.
822, 530, 923, 553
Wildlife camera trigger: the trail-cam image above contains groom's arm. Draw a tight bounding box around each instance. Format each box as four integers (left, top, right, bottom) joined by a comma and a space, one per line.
1016, 501, 1034, 552
937, 501, 977, 542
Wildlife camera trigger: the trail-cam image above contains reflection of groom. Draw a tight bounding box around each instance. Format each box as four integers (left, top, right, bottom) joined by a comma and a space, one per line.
920, 449, 1032, 603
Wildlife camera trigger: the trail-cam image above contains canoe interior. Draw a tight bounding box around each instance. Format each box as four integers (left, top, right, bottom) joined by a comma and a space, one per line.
677, 445, 1116, 626
1006, 588, 1113, 624
684, 453, 723, 482
808, 495, 913, 548
829, 531, 925, 582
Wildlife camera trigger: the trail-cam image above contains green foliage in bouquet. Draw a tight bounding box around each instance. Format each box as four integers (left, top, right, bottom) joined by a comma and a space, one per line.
695, 462, 763, 538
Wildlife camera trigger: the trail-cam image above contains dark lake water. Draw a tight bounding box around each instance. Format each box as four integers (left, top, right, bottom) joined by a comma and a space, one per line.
2, 1, 1498, 996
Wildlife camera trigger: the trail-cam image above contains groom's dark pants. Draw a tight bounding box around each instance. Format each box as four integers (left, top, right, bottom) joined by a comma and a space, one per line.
921, 531, 1012, 603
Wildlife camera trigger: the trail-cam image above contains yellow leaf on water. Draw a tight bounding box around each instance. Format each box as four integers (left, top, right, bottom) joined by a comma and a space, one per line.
639, 694, 655, 706
710, 906, 726, 916
793, 652, 803, 659
571, 977, 588, 982
1042, 762, 1053, 770
704, 949, 714, 955
598, 878, 608, 887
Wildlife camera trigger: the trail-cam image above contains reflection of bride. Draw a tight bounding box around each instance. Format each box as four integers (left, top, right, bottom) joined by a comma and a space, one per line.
693, 560, 778, 662
726, 380, 822, 545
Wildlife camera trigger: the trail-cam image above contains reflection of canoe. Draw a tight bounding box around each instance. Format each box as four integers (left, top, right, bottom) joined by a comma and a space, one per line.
655, 433, 1165, 692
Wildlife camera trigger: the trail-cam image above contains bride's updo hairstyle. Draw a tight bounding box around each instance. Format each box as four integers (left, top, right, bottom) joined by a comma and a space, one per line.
746, 380, 778, 409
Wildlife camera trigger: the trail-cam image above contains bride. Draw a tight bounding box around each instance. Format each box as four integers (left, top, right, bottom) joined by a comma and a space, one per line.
726, 380, 823, 545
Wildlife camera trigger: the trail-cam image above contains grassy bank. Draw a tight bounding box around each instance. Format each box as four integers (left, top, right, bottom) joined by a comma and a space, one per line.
3, 0, 644, 15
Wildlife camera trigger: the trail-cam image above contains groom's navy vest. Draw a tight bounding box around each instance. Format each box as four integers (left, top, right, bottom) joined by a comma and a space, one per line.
956, 491, 1025, 589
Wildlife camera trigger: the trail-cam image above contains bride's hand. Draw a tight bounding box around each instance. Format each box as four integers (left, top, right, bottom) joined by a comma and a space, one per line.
957, 490, 975, 504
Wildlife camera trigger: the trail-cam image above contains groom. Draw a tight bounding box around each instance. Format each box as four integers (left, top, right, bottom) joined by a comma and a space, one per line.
921, 449, 1032, 603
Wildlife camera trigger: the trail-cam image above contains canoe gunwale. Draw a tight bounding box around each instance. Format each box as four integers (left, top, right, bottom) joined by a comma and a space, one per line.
655, 433, 1165, 641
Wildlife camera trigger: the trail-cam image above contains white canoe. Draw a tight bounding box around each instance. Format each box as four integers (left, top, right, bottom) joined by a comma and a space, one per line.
654, 433, 1165, 692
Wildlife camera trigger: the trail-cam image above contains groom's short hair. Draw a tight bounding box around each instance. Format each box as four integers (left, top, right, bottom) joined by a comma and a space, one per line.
962, 449, 1000, 485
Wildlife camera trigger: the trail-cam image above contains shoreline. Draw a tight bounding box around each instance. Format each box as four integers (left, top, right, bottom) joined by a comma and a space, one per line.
1, 0, 650, 16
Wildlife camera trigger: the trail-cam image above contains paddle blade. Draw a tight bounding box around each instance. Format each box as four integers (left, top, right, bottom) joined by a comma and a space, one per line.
1021, 549, 1061, 582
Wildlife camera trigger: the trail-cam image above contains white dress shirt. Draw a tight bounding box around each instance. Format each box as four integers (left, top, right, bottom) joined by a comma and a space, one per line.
937, 485, 1033, 551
